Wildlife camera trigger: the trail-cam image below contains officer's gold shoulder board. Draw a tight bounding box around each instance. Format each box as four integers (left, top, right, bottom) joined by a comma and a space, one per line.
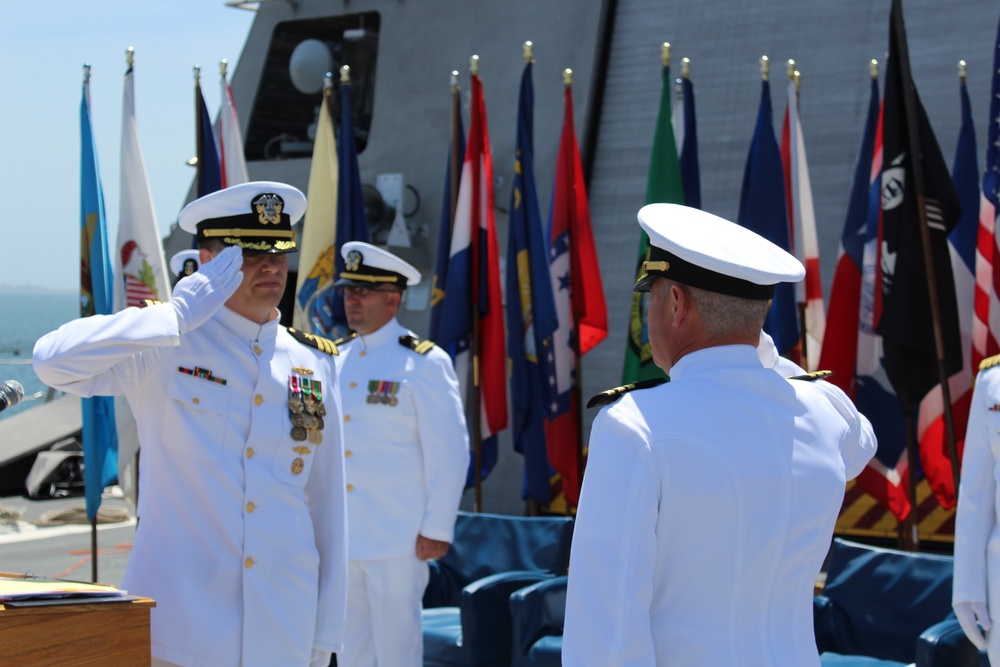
140, 299, 162, 308
332, 331, 359, 347
286, 327, 339, 356
979, 354, 1000, 372
587, 377, 668, 409
787, 369, 834, 382
399, 334, 436, 355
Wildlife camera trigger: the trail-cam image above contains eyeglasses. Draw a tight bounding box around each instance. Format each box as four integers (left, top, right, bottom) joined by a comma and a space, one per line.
336, 286, 400, 298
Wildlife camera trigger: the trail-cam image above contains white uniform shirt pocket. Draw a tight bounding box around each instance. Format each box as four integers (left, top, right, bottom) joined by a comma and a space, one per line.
164, 372, 230, 462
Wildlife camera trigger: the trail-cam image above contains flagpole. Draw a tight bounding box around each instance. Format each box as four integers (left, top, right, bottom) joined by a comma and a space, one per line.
470, 55, 484, 513
450, 71, 461, 227
891, 1, 961, 540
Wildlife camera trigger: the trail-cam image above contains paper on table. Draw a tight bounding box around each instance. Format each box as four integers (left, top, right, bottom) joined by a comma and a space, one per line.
0, 575, 126, 602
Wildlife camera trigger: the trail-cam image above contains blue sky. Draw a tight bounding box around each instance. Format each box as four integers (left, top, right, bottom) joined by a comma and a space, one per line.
1, 1, 256, 291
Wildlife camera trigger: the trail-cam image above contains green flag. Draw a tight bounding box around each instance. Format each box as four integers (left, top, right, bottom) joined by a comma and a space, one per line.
622, 61, 685, 383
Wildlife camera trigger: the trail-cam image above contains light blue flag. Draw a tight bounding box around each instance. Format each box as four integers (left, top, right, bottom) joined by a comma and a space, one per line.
80, 71, 119, 521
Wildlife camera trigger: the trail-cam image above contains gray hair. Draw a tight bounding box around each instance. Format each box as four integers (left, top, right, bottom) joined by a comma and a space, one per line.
686, 284, 768, 339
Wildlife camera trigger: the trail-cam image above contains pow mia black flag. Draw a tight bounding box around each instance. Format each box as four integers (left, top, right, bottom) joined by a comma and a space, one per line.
876, 0, 963, 412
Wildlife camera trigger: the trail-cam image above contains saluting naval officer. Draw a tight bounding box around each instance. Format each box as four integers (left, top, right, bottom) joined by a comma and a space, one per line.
563, 204, 876, 666
954, 354, 1000, 663
331, 241, 469, 667
33, 181, 348, 667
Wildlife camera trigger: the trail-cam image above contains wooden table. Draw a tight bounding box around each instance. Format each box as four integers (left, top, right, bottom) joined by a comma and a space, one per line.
0, 596, 155, 665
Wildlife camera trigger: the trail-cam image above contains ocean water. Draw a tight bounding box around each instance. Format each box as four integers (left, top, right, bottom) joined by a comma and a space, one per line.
0, 290, 79, 421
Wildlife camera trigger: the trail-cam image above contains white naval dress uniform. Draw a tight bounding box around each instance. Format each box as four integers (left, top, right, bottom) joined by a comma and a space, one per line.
33, 302, 348, 667
954, 360, 1000, 664
563, 344, 875, 667
334, 317, 468, 666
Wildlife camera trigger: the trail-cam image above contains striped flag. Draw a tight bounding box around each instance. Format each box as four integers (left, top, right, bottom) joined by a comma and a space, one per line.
506, 60, 559, 505
80, 69, 119, 521
546, 78, 608, 507
293, 78, 339, 333
781, 74, 825, 370
438, 69, 507, 484
916, 67, 980, 509
981, 14, 1000, 365
738, 75, 798, 356
219, 61, 249, 188
115, 57, 170, 505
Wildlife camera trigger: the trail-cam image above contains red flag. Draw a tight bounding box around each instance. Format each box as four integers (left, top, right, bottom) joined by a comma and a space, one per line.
465, 72, 508, 447
545, 84, 607, 507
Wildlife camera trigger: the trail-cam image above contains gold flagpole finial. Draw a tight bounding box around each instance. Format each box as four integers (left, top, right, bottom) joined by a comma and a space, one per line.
83, 63, 91, 84
450, 70, 459, 91
661, 42, 670, 68
126, 46, 134, 68
523, 41, 533, 64
786, 59, 795, 81
563, 68, 573, 87
681, 56, 691, 79
760, 55, 769, 81
340, 64, 351, 84
193, 65, 201, 82
958, 59, 967, 83
869, 59, 879, 79
470, 54, 480, 76
220, 58, 228, 78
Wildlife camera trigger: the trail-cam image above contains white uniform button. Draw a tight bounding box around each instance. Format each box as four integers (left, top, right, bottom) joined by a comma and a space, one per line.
345, 450, 353, 458
349, 382, 357, 389
192, 397, 200, 405
245, 557, 254, 569
359, 350, 367, 358
253, 344, 262, 355
344, 415, 351, 423
346, 484, 355, 492
246, 501, 255, 513
254, 394, 263, 406
246, 447, 255, 459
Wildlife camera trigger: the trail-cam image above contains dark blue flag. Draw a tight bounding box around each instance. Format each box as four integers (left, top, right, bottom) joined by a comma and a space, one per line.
196, 78, 221, 198
737, 78, 798, 354
330, 77, 370, 337
430, 83, 465, 357
505, 61, 559, 506
677, 76, 701, 210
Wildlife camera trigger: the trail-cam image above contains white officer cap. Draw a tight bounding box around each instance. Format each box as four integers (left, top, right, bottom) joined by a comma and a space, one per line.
169, 249, 201, 278
634, 203, 804, 300
335, 241, 422, 288
177, 181, 306, 254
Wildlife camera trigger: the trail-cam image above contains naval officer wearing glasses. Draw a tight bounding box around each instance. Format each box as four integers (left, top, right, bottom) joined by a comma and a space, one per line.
34, 181, 348, 667
332, 241, 469, 667
562, 204, 876, 667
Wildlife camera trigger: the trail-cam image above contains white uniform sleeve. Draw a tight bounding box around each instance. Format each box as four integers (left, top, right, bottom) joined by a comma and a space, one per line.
307, 356, 349, 653
953, 372, 997, 606
32, 304, 181, 396
563, 401, 658, 666
415, 348, 470, 543
808, 379, 877, 480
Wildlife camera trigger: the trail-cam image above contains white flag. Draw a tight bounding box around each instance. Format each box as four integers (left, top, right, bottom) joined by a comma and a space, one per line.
220, 66, 250, 187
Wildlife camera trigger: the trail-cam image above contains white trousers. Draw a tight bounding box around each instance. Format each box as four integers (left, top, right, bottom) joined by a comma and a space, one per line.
340, 555, 429, 667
